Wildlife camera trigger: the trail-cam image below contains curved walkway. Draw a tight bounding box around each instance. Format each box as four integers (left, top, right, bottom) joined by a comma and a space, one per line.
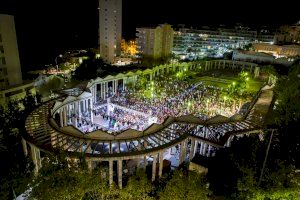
24, 85, 273, 160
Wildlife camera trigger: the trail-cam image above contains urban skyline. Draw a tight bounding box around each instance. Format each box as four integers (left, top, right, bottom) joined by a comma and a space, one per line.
0, 0, 299, 70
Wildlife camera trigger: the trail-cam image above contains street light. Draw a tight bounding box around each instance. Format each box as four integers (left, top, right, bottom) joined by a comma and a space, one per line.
55, 54, 63, 72
258, 129, 276, 186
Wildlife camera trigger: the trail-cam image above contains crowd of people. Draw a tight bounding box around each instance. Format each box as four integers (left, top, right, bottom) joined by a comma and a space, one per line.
111, 76, 241, 124
93, 106, 150, 132
73, 73, 248, 133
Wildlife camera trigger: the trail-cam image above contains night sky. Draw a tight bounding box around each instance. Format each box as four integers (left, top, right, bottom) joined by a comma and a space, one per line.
0, 0, 299, 72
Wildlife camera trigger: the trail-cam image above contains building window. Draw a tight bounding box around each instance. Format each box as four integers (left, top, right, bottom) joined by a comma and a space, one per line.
0, 46, 4, 54
0, 68, 7, 76
0, 57, 6, 65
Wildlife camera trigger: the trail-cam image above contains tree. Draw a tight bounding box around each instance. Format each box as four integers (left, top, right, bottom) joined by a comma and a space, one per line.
158, 170, 211, 200
28, 153, 114, 200
271, 64, 300, 167
207, 134, 265, 197
235, 163, 300, 200
38, 75, 65, 97
120, 169, 154, 200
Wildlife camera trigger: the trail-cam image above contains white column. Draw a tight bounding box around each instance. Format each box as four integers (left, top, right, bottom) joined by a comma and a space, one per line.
84, 100, 87, 112
207, 145, 212, 157
189, 138, 196, 161
63, 107, 67, 126
109, 160, 113, 186
115, 80, 118, 93
94, 85, 97, 102
180, 140, 187, 164
118, 159, 122, 189
59, 110, 63, 127
22, 138, 28, 157
144, 156, 147, 169
87, 160, 92, 172
90, 99, 93, 124
152, 154, 157, 181
202, 143, 208, 156
78, 101, 82, 118
30, 144, 40, 175
122, 78, 125, 90
158, 151, 163, 178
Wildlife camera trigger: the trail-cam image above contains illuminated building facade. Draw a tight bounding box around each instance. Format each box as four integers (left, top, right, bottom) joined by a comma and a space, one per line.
232, 50, 294, 66
253, 43, 300, 58
136, 24, 174, 59
173, 26, 274, 60
99, 0, 122, 63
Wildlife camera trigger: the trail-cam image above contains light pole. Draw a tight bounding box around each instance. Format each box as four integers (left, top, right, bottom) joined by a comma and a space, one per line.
258, 129, 276, 186
55, 54, 63, 73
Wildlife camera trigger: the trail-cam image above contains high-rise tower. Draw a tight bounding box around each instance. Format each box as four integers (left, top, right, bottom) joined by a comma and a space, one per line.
99, 0, 122, 64
0, 14, 22, 89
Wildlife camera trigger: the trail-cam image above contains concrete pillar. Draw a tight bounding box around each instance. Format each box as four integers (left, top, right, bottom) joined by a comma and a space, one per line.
207, 145, 212, 157
63, 107, 67, 126
122, 78, 125, 90
84, 100, 87, 112
87, 160, 92, 172
202, 143, 208, 156
144, 156, 147, 169
106, 82, 108, 98
59, 110, 63, 127
109, 160, 113, 186
118, 159, 122, 189
100, 83, 103, 99
158, 151, 163, 178
93, 85, 96, 102
30, 144, 41, 175
112, 80, 115, 94
152, 154, 157, 182
189, 138, 196, 161
179, 140, 187, 164
199, 141, 203, 155
101, 83, 104, 99
21, 138, 28, 157
90, 99, 93, 124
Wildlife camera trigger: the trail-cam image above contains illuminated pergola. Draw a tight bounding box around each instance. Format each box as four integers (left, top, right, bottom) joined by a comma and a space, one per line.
22, 60, 270, 188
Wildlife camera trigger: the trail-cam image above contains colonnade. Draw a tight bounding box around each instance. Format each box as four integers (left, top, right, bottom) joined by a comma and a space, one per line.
86, 62, 196, 104
90, 79, 125, 101
57, 98, 93, 128
22, 138, 42, 175
203, 60, 260, 77
83, 137, 217, 188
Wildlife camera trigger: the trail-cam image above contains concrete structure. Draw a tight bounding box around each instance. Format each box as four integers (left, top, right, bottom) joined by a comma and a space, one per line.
23, 60, 274, 186
253, 43, 300, 58
275, 22, 300, 45
232, 50, 294, 66
0, 14, 36, 106
136, 24, 174, 59
0, 14, 22, 89
99, 0, 122, 63
0, 81, 36, 106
